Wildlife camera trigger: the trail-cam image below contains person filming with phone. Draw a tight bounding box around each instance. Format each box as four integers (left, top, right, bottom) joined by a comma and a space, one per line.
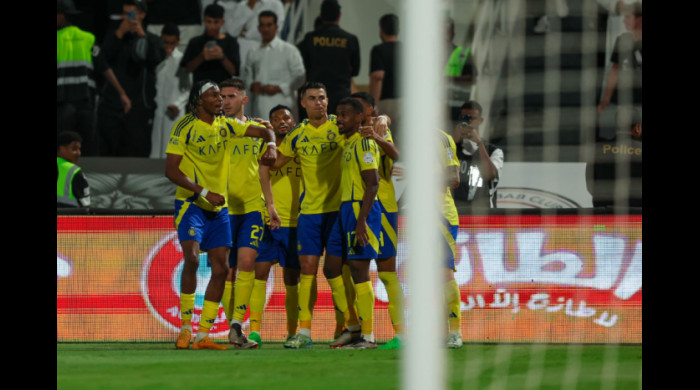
450, 100, 504, 213
181, 2, 241, 85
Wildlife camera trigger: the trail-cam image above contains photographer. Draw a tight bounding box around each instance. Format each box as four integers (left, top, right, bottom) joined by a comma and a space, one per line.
450, 101, 503, 213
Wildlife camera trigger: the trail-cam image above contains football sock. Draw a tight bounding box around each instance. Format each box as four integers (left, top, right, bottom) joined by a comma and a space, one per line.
221, 280, 233, 323
354, 281, 375, 337
180, 292, 195, 329
249, 279, 267, 333
379, 271, 405, 335
298, 274, 316, 331
328, 275, 349, 334
342, 264, 360, 327
195, 299, 219, 342
284, 284, 299, 336
446, 279, 462, 332
233, 271, 255, 322
309, 275, 318, 313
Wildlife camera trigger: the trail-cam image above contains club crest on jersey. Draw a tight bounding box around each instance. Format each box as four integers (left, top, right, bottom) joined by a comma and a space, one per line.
220, 127, 228, 137
446, 148, 454, 160
188, 227, 197, 237
327, 129, 337, 141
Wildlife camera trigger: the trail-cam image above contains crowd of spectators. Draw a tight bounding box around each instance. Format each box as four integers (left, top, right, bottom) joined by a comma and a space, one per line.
58, 0, 641, 209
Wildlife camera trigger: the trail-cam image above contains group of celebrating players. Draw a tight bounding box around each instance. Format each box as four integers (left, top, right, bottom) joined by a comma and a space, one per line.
165, 78, 464, 350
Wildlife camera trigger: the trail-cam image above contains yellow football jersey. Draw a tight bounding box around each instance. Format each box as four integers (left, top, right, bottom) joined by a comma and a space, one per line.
376, 128, 398, 213
439, 129, 460, 226
267, 155, 303, 227
166, 113, 249, 212
341, 132, 381, 203
227, 118, 267, 215
278, 116, 343, 214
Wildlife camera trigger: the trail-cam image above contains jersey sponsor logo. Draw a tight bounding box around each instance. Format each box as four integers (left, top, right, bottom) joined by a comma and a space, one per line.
299, 142, 339, 156
231, 143, 261, 156
140, 233, 275, 336
300, 136, 310, 143
196, 135, 206, 143
198, 140, 229, 156
446, 148, 455, 161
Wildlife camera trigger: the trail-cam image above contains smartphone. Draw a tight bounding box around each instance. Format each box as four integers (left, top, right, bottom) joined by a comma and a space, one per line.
458, 113, 471, 124
206, 40, 217, 49
127, 10, 137, 20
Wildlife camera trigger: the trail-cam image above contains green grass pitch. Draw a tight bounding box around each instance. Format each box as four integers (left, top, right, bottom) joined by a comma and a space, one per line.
57, 342, 641, 390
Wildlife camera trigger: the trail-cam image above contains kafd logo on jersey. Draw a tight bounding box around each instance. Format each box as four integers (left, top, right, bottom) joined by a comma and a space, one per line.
140, 232, 230, 335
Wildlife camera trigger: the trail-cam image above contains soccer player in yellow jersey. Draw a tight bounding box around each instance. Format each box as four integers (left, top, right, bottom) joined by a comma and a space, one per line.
252, 105, 306, 347
439, 128, 464, 349
325, 97, 382, 349
217, 77, 277, 349
166, 79, 277, 350
271, 82, 388, 349
351, 92, 405, 349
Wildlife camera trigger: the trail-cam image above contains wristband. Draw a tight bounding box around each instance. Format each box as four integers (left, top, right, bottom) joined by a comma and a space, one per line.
200, 188, 209, 198
267, 141, 277, 148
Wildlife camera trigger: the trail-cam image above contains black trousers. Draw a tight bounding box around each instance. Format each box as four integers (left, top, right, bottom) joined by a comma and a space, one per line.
57, 100, 99, 156
97, 104, 154, 157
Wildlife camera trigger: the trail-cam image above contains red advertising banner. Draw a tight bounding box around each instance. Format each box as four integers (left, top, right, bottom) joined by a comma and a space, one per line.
57, 214, 641, 344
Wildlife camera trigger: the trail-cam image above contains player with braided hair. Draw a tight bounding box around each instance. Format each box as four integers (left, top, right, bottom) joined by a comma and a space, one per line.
165, 79, 277, 350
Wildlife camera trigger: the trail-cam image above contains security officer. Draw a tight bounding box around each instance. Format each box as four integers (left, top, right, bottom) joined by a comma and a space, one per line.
444, 18, 477, 82
57, 0, 131, 156
586, 108, 642, 208
297, 0, 360, 118
57, 131, 91, 208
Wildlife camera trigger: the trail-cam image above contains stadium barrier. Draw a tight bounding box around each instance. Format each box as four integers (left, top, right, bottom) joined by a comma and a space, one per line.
57, 208, 641, 344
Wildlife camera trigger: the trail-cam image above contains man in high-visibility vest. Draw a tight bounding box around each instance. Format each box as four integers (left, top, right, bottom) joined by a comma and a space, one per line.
444, 18, 477, 83
57, 0, 131, 156
57, 131, 91, 208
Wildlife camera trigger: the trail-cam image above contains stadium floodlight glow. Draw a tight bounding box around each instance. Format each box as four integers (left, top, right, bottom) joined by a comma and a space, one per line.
399, 0, 445, 389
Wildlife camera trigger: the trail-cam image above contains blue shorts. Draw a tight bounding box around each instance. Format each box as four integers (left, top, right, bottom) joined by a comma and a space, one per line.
296, 211, 339, 256
377, 201, 398, 259
327, 201, 382, 260
228, 212, 264, 267
257, 226, 300, 269
441, 220, 458, 271
174, 200, 232, 251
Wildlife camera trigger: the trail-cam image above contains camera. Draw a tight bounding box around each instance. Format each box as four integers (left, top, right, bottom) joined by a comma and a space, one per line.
458, 113, 471, 124
127, 11, 137, 20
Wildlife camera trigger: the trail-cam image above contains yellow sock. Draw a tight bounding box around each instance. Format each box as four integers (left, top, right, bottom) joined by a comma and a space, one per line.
446, 279, 462, 332
221, 281, 233, 323
379, 271, 404, 335
354, 281, 375, 336
285, 284, 299, 335
342, 264, 360, 328
233, 271, 255, 322
249, 279, 267, 333
298, 274, 316, 330
180, 292, 195, 328
309, 275, 318, 313
328, 275, 349, 333
198, 299, 220, 332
